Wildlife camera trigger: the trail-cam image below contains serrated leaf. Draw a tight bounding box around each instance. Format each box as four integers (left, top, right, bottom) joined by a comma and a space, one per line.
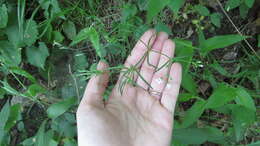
168, 0, 185, 15
63, 21, 77, 40
205, 83, 237, 109
70, 27, 105, 58
0, 4, 8, 28
200, 34, 247, 56
47, 97, 76, 119
24, 20, 39, 46
70, 27, 90, 46
194, 5, 210, 16
245, 0, 255, 8
181, 100, 206, 128
26, 42, 49, 69
0, 41, 22, 67
225, 0, 241, 11
210, 13, 221, 28
147, 0, 169, 22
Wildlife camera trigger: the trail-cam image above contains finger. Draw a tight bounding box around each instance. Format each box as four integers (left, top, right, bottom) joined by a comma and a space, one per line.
150, 39, 175, 99
124, 29, 157, 68
119, 29, 157, 81
137, 32, 168, 90
80, 61, 109, 106
161, 63, 182, 113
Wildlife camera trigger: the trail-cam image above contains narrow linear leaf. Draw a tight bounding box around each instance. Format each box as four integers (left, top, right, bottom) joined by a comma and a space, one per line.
9, 67, 37, 83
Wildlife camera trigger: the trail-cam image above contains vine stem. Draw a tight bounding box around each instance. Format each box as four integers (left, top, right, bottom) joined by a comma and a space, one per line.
216, 0, 260, 60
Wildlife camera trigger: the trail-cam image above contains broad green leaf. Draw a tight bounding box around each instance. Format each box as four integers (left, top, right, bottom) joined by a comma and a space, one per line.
9, 67, 37, 83
174, 39, 195, 73
181, 73, 197, 94
181, 100, 206, 128
225, 0, 241, 11
121, 4, 137, 22
5, 104, 21, 131
26, 42, 49, 69
178, 93, 198, 102
88, 28, 104, 58
239, 3, 249, 19
234, 87, 256, 111
47, 97, 76, 119
63, 21, 77, 40
70, 27, 90, 46
0, 41, 22, 67
0, 102, 10, 144
64, 138, 77, 146
147, 0, 169, 22
50, 0, 65, 19
210, 13, 221, 28
200, 34, 247, 56
173, 127, 225, 145
194, 5, 210, 16
168, 0, 185, 15
245, 0, 255, 8
231, 105, 255, 142
0, 102, 10, 130
0, 4, 8, 28
25, 84, 46, 97
24, 20, 39, 46
205, 83, 237, 109
155, 23, 172, 35
52, 31, 64, 43
35, 120, 48, 146
210, 62, 246, 78
73, 51, 88, 71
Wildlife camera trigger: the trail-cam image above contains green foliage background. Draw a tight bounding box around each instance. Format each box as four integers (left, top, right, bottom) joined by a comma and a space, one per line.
0, 0, 259, 145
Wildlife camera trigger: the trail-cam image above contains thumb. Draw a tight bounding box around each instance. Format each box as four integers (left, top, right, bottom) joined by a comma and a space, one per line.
80, 61, 109, 106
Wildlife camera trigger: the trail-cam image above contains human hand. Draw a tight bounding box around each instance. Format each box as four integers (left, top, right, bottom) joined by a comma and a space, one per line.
77, 29, 182, 146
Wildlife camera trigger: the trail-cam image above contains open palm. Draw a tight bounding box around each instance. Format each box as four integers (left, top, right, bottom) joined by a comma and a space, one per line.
77, 30, 182, 146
